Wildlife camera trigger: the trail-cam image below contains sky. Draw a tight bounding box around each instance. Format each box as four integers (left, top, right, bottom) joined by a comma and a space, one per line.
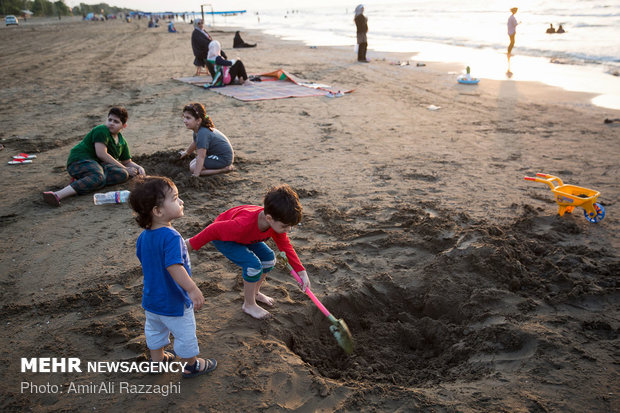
64, 0, 352, 12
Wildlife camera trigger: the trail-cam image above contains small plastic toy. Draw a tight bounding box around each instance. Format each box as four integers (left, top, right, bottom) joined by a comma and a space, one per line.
457, 65, 480, 84
524, 173, 605, 223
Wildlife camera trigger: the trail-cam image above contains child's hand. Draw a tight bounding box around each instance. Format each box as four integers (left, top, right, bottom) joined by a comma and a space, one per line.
188, 287, 205, 311
297, 270, 311, 292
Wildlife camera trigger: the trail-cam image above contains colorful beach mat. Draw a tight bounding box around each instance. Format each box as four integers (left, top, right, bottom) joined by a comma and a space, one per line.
174, 69, 351, 101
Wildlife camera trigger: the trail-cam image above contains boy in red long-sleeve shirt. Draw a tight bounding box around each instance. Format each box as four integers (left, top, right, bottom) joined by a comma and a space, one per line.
188, 184, 310, 319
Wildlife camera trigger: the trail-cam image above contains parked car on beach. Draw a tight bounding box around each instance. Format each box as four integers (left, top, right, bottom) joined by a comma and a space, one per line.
5, 15, 19, 25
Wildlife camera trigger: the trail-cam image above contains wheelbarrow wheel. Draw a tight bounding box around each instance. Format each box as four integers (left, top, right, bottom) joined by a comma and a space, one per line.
584, 203, 605, 223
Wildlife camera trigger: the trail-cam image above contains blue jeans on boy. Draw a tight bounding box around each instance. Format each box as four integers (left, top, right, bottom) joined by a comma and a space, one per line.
211, 241, 276, 282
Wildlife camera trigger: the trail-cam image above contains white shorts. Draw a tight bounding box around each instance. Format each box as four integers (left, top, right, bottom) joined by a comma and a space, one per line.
144, 305, 199, 359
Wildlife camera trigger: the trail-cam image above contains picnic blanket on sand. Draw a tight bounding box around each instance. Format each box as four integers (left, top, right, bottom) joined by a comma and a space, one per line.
173, 69, 352, 101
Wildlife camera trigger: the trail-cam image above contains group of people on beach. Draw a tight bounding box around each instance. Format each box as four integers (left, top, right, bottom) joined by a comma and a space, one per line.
34, 1, 539, 383
191, 18, 250, 85
129, 173, 308, 377
42, 104, 234, 206
354, 5, 537, 65
40, 103, 310, 379
190, 4, 368, 71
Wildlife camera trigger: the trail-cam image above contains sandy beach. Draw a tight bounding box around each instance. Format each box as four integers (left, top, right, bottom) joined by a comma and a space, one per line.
1, 17, 619, 412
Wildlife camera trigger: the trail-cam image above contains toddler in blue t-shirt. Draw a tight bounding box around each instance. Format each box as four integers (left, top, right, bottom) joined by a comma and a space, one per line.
129, 175, 217, 378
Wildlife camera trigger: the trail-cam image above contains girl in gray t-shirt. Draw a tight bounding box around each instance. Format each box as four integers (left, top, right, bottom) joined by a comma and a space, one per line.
179, 103, 234, 176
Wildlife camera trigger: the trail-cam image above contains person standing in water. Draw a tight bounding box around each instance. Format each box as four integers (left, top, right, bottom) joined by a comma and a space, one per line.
354, 5, 369, 63
507, 7, 519, 56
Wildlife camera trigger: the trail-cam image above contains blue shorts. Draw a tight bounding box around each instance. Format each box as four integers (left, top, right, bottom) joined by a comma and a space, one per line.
144, 305, 199, 359
212, 241, 276, 283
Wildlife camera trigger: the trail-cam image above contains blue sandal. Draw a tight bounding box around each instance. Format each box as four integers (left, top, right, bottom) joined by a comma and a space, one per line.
183, 358, 217, 378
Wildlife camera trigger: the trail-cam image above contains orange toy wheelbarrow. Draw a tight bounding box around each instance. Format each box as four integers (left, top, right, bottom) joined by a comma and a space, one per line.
524, 173, 605, 223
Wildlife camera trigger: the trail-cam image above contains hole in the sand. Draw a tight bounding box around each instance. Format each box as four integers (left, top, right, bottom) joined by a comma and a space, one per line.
133, 150, 234, 191
268, 205, 618, 389
275, 280, 532, 386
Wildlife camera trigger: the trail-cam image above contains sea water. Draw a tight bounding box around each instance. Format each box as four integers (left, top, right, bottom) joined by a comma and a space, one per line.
188, 0, 620, 109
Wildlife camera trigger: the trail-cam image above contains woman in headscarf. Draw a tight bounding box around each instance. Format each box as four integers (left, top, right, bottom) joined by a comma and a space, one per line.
191, 18, 227, 77
207, 40, 249, 86
354, 5, 368, 63
191, 18, 213, 75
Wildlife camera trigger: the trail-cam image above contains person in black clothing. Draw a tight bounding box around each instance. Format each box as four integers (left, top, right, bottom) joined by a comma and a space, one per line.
191, 19, 227, 77
556, 24, 565, 33
546, 24, 555, 34
233, 31, 257, 48
354, 5, 368, 62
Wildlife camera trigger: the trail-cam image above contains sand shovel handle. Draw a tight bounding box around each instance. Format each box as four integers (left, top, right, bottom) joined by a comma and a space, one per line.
289, 269, 333, 319
279, 253, 332, 319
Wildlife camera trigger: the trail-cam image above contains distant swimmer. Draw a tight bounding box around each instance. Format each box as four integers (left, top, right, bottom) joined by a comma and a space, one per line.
556, 24, 565, 33
546, 24, 555, 34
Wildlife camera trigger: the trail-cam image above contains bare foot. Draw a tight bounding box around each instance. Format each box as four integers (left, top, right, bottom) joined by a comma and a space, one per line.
242, 303, 271, 319
256, 292, 274, 306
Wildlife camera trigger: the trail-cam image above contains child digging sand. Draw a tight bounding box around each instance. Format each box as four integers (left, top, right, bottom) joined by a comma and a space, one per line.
187, 184, 311, 319
129, 175, 217, 378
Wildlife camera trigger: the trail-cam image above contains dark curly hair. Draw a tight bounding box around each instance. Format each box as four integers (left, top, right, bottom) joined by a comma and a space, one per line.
263, 184, 303, 226
183, 102, 215, 131
129, 175, 175, 228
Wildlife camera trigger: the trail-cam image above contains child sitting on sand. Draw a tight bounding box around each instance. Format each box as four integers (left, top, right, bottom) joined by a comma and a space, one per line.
187, 184, 311, 319
42, 106, 145, 207
129, 175, 217, 378
179, 103, 234, 177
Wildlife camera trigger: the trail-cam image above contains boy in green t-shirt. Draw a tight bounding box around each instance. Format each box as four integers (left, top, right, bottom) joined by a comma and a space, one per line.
43, 107, 146, 207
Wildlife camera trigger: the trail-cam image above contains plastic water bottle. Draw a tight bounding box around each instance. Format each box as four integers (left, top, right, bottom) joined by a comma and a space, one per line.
93, 190, 130, 205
